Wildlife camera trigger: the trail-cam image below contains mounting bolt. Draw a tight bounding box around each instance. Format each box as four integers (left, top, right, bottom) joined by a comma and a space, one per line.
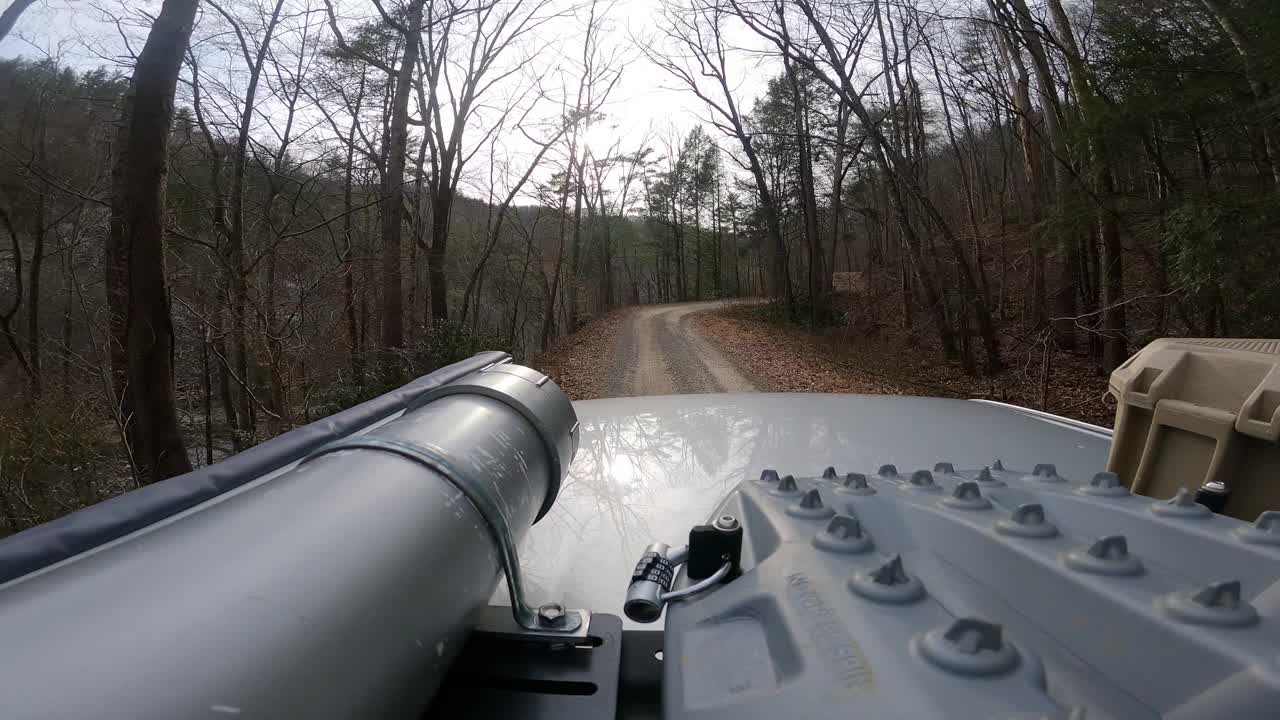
1159, 580, 1259, 627
1078, 471, 1129, 497
788, 488, 835, 519
934, 462, 956, 475
836, 472, 875, 496
758, 469, 780, 484
991, 459, 1006, 471
1064, 535, 1144, 576
538, 603, 567, 627
822, 466, 839, 480
995, 503, 1059, 538
942, 481, 992, 510
1150, 488, 1211, 518
916, 617, 1020, 676
877, 464, 899, 478
1235, 510, 1280, 546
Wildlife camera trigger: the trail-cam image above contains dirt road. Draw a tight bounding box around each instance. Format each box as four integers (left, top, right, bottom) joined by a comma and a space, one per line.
608, 301, 759, 396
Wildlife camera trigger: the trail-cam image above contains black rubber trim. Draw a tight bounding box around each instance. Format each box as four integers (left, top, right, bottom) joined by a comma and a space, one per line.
0, 352, 509, 585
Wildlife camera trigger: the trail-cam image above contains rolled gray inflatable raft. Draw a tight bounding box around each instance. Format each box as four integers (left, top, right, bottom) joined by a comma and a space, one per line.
0, 356, 577, 719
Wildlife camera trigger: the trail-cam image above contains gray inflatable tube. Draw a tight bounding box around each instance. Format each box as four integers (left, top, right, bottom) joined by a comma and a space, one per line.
0, 357, 577, 719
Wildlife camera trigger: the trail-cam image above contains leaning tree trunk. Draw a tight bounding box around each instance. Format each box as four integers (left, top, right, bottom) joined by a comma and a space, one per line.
993, 24, 1047, 330
1200, 0, 1280, 190
381, 0, 425, 348
1048, 0, 1126, 371
1005, 0, 1079, 346
785, 56, 825, 315
342, 72, 365, 383
0, 0, 36, 43
566, 153, 586, 331
106, 0, 199, 484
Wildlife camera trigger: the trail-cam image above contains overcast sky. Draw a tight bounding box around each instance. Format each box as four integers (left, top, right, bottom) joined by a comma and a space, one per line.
0, 0, 776, 201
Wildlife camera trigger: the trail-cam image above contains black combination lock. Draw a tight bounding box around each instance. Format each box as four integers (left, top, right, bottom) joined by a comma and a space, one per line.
624, 543, 677, 623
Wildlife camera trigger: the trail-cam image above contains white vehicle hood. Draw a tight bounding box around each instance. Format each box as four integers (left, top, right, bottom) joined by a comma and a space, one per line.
507, 392, 1112, 627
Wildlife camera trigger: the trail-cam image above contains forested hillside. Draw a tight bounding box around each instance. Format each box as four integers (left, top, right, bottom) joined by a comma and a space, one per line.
1, 0, 1277, 531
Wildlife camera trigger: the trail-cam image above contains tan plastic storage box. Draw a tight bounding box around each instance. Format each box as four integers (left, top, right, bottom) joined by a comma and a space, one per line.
1108, 338, 1280, 520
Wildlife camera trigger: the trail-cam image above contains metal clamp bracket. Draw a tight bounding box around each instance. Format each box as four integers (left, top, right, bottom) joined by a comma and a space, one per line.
304, 435, 589, 637
410, 362, 579, 522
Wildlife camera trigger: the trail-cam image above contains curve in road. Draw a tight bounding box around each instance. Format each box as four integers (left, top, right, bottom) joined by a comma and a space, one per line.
609, 301, 758, 397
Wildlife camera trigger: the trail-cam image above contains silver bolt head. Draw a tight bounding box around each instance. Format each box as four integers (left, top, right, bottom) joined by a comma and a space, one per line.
715, 514, 740, 531
538, 603, 566, 624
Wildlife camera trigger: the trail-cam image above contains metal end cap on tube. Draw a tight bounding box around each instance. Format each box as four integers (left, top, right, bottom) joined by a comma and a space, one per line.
412, 362, 579, 521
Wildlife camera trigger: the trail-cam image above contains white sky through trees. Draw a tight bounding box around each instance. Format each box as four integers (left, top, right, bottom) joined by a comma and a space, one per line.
0, 0, 775, 204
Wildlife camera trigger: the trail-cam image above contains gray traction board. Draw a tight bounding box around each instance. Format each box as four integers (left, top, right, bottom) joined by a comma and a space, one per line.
662, 463, 1280, 719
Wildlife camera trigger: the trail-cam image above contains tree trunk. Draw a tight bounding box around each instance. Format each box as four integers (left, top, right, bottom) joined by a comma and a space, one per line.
427, 180, 453, 322
1200, 0, 1280, 189
342, 72, 365, 383
1003, 0, 1078, 345
27, 152, 45, 396
263, 252, 286, 434
60, 226, 75, 391
229, 262, 251, 441
827, 103, 849, 287
381, 0, 425, 347
566, 153, 587, 331
408, 135, 428, 345
106, 0, 198, 483
509, 220, 536, 344
672, 201, 685, 301
0, 0, 36, 43
212, 302, 240, 450
222, 0, 285, 438
202, 324, 214, 466
541, 153, 576, 350
1047, 0, 1125, 370
993, 26, 1046, 329
785, 56, 825, 315
696, 193, 706, 299
601, 188, 613, 310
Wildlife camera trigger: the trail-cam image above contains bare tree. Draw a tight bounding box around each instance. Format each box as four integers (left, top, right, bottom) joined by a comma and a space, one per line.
726, 0, 1002, 370
1200, 0, 1280, 189
539, 0, 622, 345
458, 111, 570, 326
185, 0, 289, 441
1045, 0, 1125, 371
647, 0, 791, 301
105, 0, 199, 483
416, 0, 560, 322
325, 0, 426, 354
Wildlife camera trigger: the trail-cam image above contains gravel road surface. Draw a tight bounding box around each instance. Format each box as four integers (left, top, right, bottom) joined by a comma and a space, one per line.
608, 301, 758, 396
